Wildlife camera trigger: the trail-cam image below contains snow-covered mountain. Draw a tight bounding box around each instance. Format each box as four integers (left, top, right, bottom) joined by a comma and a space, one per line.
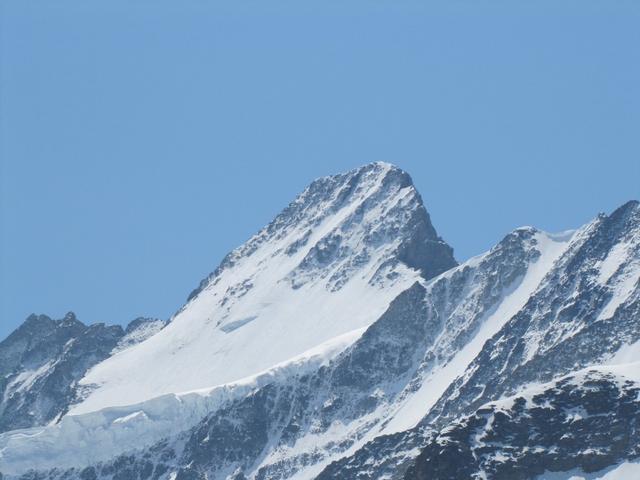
317, 199, 640, 480
68, 162, 455, 415
0, 163, 638, 480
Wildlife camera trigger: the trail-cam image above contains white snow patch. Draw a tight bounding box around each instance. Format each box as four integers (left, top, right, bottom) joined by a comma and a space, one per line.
537, 460, 640, 479
596, 230, 640, 321
606, 340, 640, 370
3, 361, 56, 400
598, 263, 640, 321
597, 242, 631, 285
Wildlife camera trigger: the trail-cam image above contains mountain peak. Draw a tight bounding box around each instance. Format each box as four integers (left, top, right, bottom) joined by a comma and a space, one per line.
188, 163, 453, 301
62, 311, 79, 324
71, 163, 457, 413
3, 178, 640, 480
609, 199, 640, 223
299, 161, 412, 205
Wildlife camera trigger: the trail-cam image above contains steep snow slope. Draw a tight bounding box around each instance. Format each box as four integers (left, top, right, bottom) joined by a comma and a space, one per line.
253, 229, 574, 480
70, 162, 456, 414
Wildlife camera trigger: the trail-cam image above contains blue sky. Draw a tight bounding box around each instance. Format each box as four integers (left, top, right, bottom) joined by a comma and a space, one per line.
1, 0, 639, 337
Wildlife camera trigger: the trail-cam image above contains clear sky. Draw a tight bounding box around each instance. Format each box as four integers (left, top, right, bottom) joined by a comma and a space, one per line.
1, 0, 639, 338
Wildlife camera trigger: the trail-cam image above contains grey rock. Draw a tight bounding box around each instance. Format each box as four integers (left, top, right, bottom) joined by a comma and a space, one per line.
0, 313, 167, 434
0, 312, 124, 433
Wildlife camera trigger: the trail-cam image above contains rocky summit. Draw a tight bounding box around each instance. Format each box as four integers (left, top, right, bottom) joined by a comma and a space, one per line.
0, 164, 638, 480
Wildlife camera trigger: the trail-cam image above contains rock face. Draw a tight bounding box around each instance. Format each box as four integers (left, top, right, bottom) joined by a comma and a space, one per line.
0, 314, 167, 434
0, 313, 123, 433
0, 165, 638, 480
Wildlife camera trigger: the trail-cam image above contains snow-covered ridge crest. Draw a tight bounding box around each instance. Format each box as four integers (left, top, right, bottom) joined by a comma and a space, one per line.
69, 162, 456, 414
111, 317, 168, 354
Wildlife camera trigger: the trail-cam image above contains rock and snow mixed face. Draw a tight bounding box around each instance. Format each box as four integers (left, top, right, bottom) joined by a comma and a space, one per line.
0, 314, 167, 435
69, 162, 456, 415
0, 222, 568, 479
319, 201, 640, 480
405, 364, 640, 480
0, 164, 637, 480
0, 313, 123, 434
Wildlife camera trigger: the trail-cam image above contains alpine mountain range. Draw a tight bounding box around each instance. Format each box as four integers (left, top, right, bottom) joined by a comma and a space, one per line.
1, 162, 639, 480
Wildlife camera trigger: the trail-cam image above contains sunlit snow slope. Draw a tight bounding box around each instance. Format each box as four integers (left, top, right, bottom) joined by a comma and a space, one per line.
70, 162, 456, 414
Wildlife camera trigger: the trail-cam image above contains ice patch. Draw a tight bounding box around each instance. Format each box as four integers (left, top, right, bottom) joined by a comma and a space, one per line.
220, 315, 258, 333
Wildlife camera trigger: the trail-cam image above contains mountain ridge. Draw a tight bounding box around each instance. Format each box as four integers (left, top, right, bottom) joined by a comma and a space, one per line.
0, 164, 638, 480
